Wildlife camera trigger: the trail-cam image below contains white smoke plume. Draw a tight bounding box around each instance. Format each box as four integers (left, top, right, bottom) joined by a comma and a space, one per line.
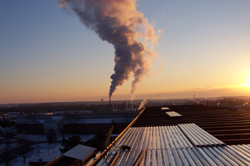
57, 0, 158, 99
138, 99, 147, 110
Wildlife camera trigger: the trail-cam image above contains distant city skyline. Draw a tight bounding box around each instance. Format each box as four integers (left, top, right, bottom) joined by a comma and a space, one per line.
1, 0, 250, 104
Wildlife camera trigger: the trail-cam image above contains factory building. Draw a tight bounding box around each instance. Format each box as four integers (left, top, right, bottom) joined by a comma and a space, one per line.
16, 113, 137, 135
95, 104, 114, 114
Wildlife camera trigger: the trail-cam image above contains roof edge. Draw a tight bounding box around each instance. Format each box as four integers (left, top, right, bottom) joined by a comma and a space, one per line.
90, 107, 146, 166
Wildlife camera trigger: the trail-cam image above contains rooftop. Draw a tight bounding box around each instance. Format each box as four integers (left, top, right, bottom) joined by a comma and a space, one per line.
97, 125, 250, 166
92, 105, 250, 166
132, 105, 250, 145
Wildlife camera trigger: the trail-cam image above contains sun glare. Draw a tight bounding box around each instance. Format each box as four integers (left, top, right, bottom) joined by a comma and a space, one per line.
246, 75, 250, 87
239, 75, 250, 87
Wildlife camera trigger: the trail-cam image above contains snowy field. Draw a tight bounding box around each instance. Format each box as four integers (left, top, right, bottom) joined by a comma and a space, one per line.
0, 143, 61, 166
0, 134, 95, 166
16, 133, 95, 142
0, 142, 18, 154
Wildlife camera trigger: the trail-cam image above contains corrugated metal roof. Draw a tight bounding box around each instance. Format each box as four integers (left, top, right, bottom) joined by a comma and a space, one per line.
179, 123, 225, 147
132, 106, 250, 145
97, 124, 250, 166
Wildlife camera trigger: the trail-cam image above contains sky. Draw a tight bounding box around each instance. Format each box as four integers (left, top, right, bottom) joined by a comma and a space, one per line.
1, 0, 250, 104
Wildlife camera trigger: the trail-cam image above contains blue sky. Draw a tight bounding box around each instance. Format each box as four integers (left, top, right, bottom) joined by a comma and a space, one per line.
1, 0, 250, 104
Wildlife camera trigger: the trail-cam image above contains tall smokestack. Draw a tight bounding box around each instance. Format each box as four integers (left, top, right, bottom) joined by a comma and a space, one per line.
58, 0, 158, 98
109, 97, 111, 105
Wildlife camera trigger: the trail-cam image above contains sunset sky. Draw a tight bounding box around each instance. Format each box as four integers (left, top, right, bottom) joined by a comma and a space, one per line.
1, 0, 250, 104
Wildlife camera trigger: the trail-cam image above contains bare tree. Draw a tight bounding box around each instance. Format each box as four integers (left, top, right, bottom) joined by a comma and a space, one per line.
63, 113, 84, 135
64, 113, 81, 124
17, 139, 32, 164
57, 122, 64, 139
1, 139, 11, 166
0, 128, 16, 166
46, 128, 58, 153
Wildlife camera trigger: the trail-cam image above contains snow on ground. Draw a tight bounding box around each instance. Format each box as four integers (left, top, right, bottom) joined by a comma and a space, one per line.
0, 134, 96, 166
50, 115, 64, 121
0, 143, 62, 166
29, 143, 62, 163
16, 134, 95, 142
0, 143, 19, 154
0, 139, 18, 153
16, 134, 47, 141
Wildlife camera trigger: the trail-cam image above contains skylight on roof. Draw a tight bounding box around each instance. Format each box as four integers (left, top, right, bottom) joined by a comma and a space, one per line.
161, 107, 170, 110
165, 111, 182, 117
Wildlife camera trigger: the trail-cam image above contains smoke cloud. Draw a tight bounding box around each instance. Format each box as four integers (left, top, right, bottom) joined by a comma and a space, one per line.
58, 0, 158, 99
138, 99, 147, 110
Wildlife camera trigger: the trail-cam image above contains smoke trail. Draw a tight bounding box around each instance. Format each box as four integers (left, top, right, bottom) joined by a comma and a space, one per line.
138, 99, 147, 110
58, 0, 158, 99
